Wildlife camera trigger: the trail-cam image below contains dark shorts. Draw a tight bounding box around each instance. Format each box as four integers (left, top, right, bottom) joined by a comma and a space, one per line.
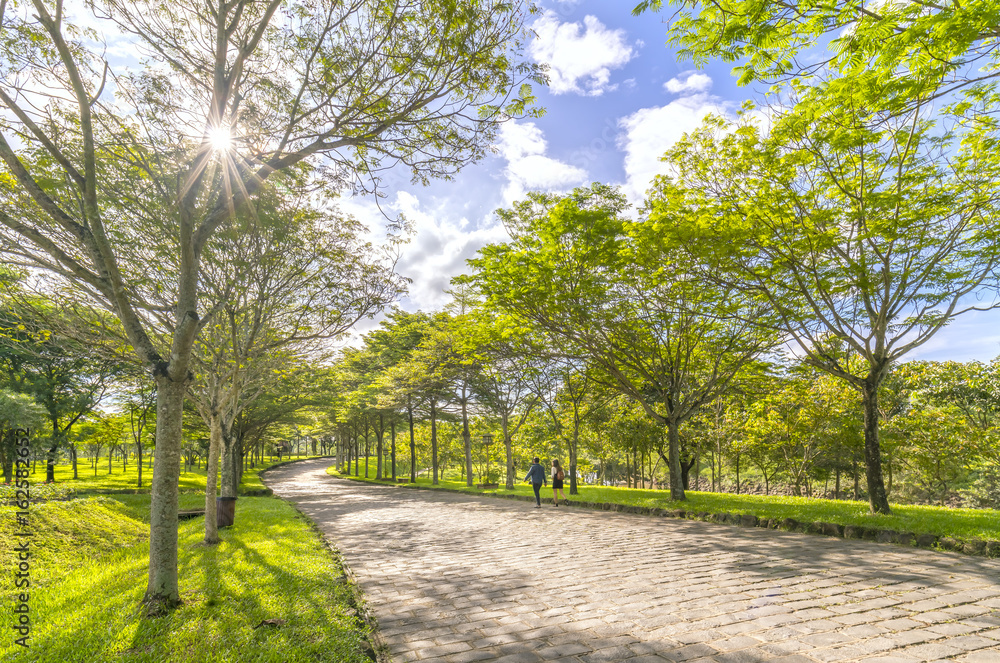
552, 478, 564, 489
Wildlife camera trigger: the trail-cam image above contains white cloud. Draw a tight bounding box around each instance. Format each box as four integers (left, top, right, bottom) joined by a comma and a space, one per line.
617, 96, 728, 203
530, 11, 635, 96
337, 192, 510, 313
497, 122, 587, 203
664, 72, 713, 95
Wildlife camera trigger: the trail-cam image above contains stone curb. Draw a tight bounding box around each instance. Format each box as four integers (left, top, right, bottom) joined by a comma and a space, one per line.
333, 472, 1000, 560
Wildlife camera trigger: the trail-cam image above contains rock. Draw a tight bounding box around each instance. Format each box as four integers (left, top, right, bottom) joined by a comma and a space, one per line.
986, 541, 1000, 558
844, 525, 864, 539
893, 532, 915, 546
821, 522, 843, 537
916, 533, 937, 548
963, 539, 987, 556
875, 530, 895, 543
780, 518, 799, 531
740, 514, 759, 528
939, 536, 962, 552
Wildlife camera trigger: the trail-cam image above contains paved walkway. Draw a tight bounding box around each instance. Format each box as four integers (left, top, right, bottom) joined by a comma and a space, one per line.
265, 459, 1000, 663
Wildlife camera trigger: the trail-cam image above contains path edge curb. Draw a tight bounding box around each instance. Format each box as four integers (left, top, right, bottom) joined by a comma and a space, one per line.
263, 460, 392, 663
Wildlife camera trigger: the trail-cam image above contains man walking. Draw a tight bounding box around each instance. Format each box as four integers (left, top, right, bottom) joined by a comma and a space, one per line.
523, 457, 547, 508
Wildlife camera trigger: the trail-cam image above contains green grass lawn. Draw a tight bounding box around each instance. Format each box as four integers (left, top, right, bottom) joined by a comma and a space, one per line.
0, 490, 373, 662
19, 454, 329, 494
329, 461, 1000, 542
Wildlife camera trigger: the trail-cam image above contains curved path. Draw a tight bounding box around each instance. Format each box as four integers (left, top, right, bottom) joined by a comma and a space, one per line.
265, 459, 1000, 663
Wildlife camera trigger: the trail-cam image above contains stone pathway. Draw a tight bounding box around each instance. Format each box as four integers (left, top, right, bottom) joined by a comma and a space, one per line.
264, 459, 1000, 663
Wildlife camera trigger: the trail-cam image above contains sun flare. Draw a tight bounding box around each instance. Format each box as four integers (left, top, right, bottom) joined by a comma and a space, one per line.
208, 126, 233, 152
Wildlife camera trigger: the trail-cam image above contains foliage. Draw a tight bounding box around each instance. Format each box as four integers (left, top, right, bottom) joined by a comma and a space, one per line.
471, 183, 777, 500
633, 0, 1000, 116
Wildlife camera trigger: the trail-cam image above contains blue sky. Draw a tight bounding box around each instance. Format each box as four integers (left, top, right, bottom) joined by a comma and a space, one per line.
338, 0, 1000, 363
67, 0, 1000, 362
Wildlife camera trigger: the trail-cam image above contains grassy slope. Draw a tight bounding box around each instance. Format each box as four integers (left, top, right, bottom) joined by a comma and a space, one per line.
29, 454, 327, 494
329, 463, 1000, 541
0, 493, 371, 662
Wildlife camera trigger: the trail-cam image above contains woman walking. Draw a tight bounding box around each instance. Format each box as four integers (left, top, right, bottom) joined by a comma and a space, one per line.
523, 457, 547, 507
551, 460, 567, 506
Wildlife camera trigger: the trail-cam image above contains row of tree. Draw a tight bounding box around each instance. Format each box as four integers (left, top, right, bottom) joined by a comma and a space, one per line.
326, 299, 1000, 511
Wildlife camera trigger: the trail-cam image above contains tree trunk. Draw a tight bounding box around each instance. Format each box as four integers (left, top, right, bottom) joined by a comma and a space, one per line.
680, 454, 696, 490
431, 398, 439, 485
204, 411, 222, 544
461, 388, 472, 487
667, 420, 685, 500
735, 451, 741, 495
376, 414, 384, 480
46, 416, 59, 483
861, 378, 892, 514
503, 413, 514, 490
220, 422, 237, 498
569, 407, 580, 495
364, 424, 370, 478
408, 400, 416, 483
71, 445, 78, 480
145, 375, 185, 610
625, 450, 631, 488
1, 431, 13, 483
390, 420, 397, 481
137, 443, 143, 488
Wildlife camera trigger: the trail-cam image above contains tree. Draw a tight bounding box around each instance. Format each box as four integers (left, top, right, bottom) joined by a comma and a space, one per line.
0, 0, 540, 611
0, 389, 45, 483
527, 354, 593, 495
121, 372, 156, 488
465, 311, 540, 489
472, 184, 776, 500
189, 192, 402, 544
0, 295, 121, 482
653, 98, 1000, 513
370, 310, 435, 483
633, 0, 1000, 111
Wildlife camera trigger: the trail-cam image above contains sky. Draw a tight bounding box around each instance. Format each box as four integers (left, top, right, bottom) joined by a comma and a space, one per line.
334, 0, 1000, 363
61, 0, 1000, 363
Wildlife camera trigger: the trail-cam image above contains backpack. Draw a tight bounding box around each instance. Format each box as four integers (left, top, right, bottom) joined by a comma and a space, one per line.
556, 468, 564, 481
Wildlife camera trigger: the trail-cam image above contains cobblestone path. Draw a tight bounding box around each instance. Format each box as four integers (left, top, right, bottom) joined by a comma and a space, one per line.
265, 459, 1000, 663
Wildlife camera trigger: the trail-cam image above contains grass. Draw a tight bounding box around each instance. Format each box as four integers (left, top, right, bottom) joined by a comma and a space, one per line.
329, 461, 1000, 542
0, 489, 372, 662
12, 454, 329, 495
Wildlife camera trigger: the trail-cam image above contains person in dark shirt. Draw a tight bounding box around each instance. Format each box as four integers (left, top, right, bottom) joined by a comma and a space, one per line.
523, 457, 547, 507
551, 459, 567, 506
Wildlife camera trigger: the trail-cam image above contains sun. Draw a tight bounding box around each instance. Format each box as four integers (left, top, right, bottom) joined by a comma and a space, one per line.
208, 125, 233, 152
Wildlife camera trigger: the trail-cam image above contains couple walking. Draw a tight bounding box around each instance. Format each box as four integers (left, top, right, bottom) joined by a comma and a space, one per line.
523, 457, 568, 508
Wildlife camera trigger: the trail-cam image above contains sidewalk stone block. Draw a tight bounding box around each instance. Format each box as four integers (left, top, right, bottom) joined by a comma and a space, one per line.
266, 459, 1000, 663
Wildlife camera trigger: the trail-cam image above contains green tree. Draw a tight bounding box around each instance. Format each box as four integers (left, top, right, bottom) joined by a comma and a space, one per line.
0, 389, 45, 483
0, 0, 539, 610
472, 184, 776, 500
653, 95, 1000, 513
633, 0, 1000, 111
